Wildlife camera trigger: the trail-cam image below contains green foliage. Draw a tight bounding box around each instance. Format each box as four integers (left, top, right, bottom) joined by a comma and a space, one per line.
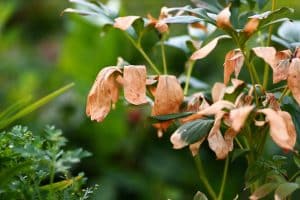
0, 125, 93, 199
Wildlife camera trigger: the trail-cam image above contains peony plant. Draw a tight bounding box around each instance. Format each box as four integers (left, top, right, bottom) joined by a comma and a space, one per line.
65, 0, 300, 199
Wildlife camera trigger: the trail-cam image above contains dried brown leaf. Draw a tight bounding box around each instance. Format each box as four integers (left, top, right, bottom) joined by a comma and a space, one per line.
224, 128, 238, 151
123, 65, 148, 105
190, 35, 230, 60
189, 138, 206, 156
216, 6, 232, 29
272, 50, 291, 83
252, 47, 276, 67
258, 108, 294, 150
114, 16, 140, 30
86, 67, 122, 122
223, 49, 245, 85
288, 58, 300, 105
152, 75, 184, 134
229, 105, 254, 132
278, 111, 297, 150
187, 93, 210, 112
243, 18, 260, 36
207, 112, 229, 159
212, 82, 225, 102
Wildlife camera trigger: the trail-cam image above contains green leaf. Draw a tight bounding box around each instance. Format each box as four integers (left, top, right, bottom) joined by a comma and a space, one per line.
193, 191, 208, 200
150, 112, 194, 121
164, 35, 193, 54
40, 175, 83, 191
163, 15, 203, 24
0, 83, 74, 130
255, 7, 294, 28
257, 0, 269, 10
294, 154, 300, 168
274, 182, 300, 200
231, 149, 250, 162
250, 183, 278, 199
172, 118, 214, 145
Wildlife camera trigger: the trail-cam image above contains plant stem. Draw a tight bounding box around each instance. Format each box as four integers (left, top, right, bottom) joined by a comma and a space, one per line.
194, 155, 218, 200
289, 171, 300, 182
160, 35, 168, 74
217, 157, 229, 200
184, 60, 196, 95
263, 0, 277, 89
125, 33, 161, 74
278, 85, 289, 103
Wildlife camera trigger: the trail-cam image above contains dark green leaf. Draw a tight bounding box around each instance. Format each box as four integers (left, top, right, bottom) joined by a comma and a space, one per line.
250, 183, 278, 199
257, 0, 269, 10
173, 118, 214, 145
231, 149, 250, 162
274, 182, 300, 200
294, 154, 300, 168
193, 191, 208, 200
150, 112, 195, 121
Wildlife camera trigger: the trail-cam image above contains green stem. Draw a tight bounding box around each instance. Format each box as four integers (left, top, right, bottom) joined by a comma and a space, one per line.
289, 171, 300, 182
278, 85, 289, 103
184, 60, 196, 95
217, 157, 229, 200
235, 137, 244, 149
125, 33, 161, 74
160, 35, 168, 74
263, 0, 277, 89
194, 155, 218, 200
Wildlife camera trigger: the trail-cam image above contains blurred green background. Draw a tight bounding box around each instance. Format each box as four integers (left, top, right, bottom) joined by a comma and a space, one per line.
1, 0, 300, 199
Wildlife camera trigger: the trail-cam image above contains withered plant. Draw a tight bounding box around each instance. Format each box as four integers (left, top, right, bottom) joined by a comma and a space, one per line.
65, 0, 300, 199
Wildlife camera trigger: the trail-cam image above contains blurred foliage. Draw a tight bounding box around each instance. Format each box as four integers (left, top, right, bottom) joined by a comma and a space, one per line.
1, 0, 300, 199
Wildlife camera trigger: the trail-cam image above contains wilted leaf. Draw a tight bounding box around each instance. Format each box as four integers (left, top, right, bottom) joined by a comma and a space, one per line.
223, 49, 244, 85
274, 182, 299, 200
114, 16, 140, 30
277, 111, 297, 150
229, 105, 254, 132
252, 46, 276, 67
250, 183, 278, 200
224, 128, 237, 151
152, 75, 184, 134
86, 67, 122, 122
216, 6, 232, 29
189, 138, 206, 156
123, 65, 148, 105
187, 93, 210, 112
243, 18, 260, 36
170, 118, 213, 149
207, 112, 229, 159
182, 100, 235, 123
288, 58, 300, 105
212, 82, 225, 102
258, 108, 295, 150
190, 35, 230, 60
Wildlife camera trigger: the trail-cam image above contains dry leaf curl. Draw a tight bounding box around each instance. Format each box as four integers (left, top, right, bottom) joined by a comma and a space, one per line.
123, 65, 148, 105
86, 67, 122, 122
216, 7, 232, 29
114, 16, 140, 30
288, 58, 300, 105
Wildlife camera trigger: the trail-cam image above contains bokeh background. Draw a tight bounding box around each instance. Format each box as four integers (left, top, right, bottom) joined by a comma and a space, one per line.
1, 0, 300, 199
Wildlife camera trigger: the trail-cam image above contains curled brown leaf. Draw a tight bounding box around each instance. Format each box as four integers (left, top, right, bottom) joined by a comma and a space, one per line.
223, 49, 244, 85
123, 65, 148, 105
114, 16, 140, 30
229, 105, 254, 132
243, 18, 260, 36
86, 67, 122, 122
288, 58, 300, 105
212, 82, 225, 103
207, 112, 229, 159
152, 75, 184, 135
190, 35, 230, 60
258, 108, 295, 150
216, 6, 232, 29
